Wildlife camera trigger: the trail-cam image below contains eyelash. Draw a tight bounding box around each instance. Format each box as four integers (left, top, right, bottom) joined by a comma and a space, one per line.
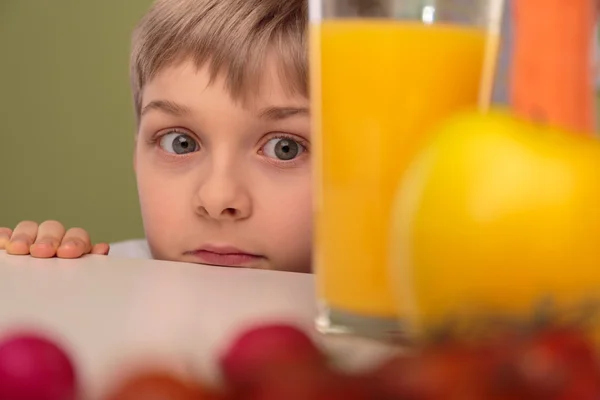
146, 128, 193, 147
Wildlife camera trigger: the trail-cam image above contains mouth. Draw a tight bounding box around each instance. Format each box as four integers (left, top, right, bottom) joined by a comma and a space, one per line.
184, 245, 263, 268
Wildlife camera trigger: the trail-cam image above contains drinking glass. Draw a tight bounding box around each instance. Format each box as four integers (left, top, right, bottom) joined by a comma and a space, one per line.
310, 0, 504, 341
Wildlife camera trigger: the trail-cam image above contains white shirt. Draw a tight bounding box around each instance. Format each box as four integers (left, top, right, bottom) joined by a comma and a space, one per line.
108, 239, 152, 259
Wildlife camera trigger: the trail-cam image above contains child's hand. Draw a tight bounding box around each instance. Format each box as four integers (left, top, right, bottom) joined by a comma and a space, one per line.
0, 221, 109, 258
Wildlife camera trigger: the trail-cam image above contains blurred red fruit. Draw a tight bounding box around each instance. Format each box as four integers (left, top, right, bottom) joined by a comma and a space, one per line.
220, 323, 326, 388
104, 369, 214, 400
515, 326, 600, 399
241, 367, 373, 400
0, 332, 78, 400
370, 343, 489, 400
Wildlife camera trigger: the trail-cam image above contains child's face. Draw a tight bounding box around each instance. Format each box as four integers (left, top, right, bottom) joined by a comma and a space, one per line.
134, 58, 312, 272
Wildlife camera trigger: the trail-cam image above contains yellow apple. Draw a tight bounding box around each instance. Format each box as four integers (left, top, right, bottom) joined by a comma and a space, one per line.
390, 109, 600, 335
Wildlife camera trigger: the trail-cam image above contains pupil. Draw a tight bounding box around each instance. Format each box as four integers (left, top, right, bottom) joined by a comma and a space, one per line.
275, 139, 298, 161
174, 135, 195, 154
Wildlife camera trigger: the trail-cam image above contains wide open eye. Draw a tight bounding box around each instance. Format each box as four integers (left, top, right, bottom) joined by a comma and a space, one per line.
159, 132, 200, 155
262, 137, 305, 161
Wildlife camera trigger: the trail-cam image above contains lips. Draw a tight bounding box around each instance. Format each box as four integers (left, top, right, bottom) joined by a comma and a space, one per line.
186, 245, 263, 267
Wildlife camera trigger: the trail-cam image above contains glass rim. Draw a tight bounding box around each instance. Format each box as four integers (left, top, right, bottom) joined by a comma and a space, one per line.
309, 0, 505, 34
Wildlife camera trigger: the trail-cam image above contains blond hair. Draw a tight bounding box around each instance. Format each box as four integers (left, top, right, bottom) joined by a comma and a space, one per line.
130, 0, 308, 122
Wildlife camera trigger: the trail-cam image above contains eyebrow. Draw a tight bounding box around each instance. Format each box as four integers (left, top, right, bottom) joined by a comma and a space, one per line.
141, 100, 192, 117
141, 100, 309, 121
258, 106, 309, 121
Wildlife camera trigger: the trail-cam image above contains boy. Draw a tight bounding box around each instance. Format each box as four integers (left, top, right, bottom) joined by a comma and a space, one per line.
0, 0, 312, 273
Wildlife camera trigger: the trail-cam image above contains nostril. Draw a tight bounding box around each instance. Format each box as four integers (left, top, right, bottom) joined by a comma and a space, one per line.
223, 208, 237, 216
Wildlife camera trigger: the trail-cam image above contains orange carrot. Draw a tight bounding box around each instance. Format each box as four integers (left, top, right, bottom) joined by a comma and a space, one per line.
509, 0, 597, 134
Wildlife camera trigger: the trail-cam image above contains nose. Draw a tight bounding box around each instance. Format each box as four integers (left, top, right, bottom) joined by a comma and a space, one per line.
193, 163, 252, 221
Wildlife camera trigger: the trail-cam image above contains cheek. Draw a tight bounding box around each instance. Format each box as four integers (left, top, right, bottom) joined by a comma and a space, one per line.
136, 166, 193, 259
135, 163, 190, 229
265, 185, 313, 272
261, 177, 313, 243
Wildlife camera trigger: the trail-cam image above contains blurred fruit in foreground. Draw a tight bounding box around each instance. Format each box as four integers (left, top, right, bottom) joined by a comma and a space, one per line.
220, 323, 374, 400
104, 368, 214, 400
369, 324, 600, 400
0, 331, 78, 400
370, 343, 488, 399
218, 322, 597, 399
241, 368, 373, 400
0, 321, 598, 399
219, 323, 327, 390
514, 326, 600, 399
390, 110, 600, 333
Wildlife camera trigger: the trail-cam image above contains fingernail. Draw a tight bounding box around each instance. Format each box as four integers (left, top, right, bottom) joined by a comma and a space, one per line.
35, 236, 51, 244
61, 240, 79, 248
6, 238, 27, 251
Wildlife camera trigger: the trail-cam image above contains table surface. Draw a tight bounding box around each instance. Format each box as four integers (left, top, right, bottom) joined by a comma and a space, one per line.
0, 251, 395, 398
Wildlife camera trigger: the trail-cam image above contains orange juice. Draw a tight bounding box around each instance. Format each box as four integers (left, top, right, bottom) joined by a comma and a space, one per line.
311, 21, 492, 320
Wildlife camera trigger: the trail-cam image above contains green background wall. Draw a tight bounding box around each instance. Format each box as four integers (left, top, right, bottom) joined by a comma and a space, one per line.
0, 1, 152, 244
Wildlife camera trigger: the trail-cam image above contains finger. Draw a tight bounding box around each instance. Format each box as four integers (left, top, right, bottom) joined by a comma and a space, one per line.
6, 221, 39, 255
91, 243, 110, 255
56, 228, 92, 259
30, 220, 66, 259
0, 228, 13, 249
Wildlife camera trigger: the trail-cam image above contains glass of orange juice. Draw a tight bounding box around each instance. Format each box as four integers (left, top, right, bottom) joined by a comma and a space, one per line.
310, 0, 504, 341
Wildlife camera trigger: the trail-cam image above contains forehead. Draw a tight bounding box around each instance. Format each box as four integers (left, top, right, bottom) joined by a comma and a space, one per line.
140, 57, 308, 113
